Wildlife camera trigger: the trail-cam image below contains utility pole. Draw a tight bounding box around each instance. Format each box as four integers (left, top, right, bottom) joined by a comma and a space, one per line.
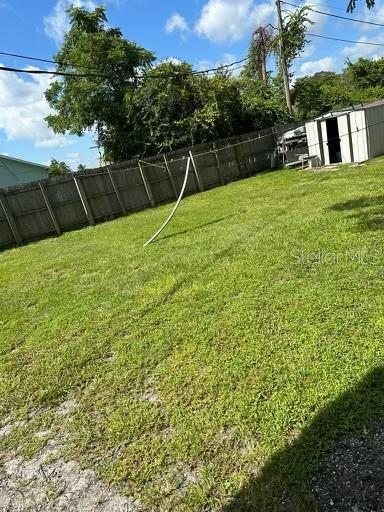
275, 0, 293, 114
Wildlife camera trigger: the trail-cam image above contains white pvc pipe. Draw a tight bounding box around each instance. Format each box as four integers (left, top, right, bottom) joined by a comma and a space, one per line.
144, 157, 191, 247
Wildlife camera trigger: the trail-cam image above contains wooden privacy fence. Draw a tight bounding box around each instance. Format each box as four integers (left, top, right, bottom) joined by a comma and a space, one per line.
0, 121, 302, 250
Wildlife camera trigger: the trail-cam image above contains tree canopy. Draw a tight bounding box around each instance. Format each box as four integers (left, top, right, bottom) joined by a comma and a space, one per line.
45, 6, 155, 162
48, 159, 71, 176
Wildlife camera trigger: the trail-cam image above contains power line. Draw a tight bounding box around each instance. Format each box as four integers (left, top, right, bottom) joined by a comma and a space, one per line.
282, 1, 384, 28
0, 50, 100, 72
307, 32, 384, 48
0, 50, 249, 79
191, 57, 249, 75
0, 65, 108, 79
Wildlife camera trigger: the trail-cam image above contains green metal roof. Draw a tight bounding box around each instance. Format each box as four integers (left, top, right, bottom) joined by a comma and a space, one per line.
0, 154, 49, 189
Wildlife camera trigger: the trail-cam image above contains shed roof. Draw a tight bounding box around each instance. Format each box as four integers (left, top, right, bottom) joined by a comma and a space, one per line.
313, 99, 384, 122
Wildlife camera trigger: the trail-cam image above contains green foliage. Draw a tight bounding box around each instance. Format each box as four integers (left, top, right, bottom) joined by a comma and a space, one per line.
132, 66, 295, 156
240, 76, 293, 127
77, 164, 86, 173
242, 7, 311, 83
280, 7, 313, 71
242, 26, 274, 80
129, 62, 290, 155
45, 6, 155, 162
48, 159, 71, 176
345, 58, 384, 89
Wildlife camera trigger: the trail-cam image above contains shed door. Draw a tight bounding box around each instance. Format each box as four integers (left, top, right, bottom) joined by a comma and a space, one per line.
321, 118, 343, 164
320, 121, 330, 165
337, 114, 353, 163
306, 121, 322, 162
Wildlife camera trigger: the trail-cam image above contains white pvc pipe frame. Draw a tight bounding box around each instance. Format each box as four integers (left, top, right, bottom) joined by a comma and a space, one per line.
144, 157, 191, 247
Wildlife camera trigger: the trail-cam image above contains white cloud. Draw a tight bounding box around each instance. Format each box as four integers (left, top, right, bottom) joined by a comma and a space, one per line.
301, 0, 329, 31
297, 56, 336, 76
359, 5, 384, 31
36, 136, 74, 148
165, 13, 189, 37
44, 0, 97, 44
195, 0, 274, 44
301, 44, 316, 59
342, 33, 384, 61
159, 57, 184, 65
0, 65, 74, 148
65, 152, 81, 169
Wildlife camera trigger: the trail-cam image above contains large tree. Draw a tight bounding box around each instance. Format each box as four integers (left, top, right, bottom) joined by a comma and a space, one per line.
45, 6, 155, 162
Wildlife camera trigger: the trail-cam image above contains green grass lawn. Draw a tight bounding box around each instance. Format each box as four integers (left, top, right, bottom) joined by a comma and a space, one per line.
2, 160, 384, 510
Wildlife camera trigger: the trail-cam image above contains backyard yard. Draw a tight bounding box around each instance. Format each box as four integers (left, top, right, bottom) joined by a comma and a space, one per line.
1, 160, 384, 511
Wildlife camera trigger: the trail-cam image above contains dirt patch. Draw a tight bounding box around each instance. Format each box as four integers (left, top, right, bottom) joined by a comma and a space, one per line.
55, 399, 78, 417
0, 421, 25, 438
310, 421, 384, 512
0, 439, 138, 512
139, 377, 160, 404
0, 400, 138, 512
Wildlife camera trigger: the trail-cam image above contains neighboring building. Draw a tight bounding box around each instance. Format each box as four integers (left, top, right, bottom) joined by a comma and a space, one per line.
305, 100, 384, 166
0, 154, 49, 189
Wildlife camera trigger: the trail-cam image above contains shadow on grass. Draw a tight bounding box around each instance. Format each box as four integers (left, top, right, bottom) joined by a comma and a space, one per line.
329, 195, 384, 232
222, 367, 384, 512
330, 196, 384, 212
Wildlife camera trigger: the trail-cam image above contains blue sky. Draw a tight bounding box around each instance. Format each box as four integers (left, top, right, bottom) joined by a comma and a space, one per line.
0, 0, 384, 168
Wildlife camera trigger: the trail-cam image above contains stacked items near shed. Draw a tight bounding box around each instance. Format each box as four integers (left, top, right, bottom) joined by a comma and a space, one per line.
277, 126, 308, 167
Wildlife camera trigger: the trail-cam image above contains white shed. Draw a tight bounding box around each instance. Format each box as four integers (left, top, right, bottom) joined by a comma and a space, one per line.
305, 100, 384, 166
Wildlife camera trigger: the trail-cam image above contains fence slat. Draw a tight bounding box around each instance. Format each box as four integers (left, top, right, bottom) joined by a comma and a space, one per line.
234, 145, 243, 178
39, 182, 61, 235
138, 161, 156, 207
163, 155, 178, 198
189, 150, 204, 192
0, 194, 22, 245
213, 146, 225, 186
73, 175, 95, 226
107, 168, 127, 215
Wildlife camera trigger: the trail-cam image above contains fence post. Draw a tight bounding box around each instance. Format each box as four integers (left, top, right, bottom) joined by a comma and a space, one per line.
107, 168, 127, 215
73, 174, 95, 226
163, 155, 178, 199
189, 150, 204, 192
213, 145, 225, 186
39, 182, 61, 235
138, 161, 155, 207
0, 194, 22, 246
